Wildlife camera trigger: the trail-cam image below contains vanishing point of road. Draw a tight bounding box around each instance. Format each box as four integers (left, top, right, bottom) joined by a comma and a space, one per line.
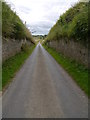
3, 43, 88, 118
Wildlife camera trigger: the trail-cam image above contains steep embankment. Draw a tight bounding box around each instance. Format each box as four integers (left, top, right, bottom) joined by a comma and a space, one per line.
2, 2, 36, 90
46, 2, 88, 44
45, 2, 88, 67
2, 2, 34, 42
2, 2, 35, 61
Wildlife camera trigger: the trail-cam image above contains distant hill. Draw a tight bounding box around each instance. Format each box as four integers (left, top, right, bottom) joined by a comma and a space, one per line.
2, 2, 35, 43
45, 2, 88, 45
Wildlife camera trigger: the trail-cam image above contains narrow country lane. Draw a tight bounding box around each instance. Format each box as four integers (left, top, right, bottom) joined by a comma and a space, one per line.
2, 43, 88, 118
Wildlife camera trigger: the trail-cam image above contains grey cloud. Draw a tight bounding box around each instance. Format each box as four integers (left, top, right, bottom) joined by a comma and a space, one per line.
31, 26, 49, 35
7, 0, 79, 35
27, 21, 52, 35
18, 5, 31, 14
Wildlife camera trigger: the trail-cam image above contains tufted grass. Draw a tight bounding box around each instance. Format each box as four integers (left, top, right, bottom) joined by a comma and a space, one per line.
44, 45, 89, 96
2, 45, 35, 90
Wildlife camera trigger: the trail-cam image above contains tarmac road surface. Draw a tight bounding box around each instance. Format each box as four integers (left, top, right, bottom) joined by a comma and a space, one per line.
2, 43, 88, 118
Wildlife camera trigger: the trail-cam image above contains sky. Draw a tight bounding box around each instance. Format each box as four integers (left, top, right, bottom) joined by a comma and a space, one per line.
5, 0, 79, 35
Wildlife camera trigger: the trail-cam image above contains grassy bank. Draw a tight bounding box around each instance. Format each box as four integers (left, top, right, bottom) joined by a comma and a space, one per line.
2, 45, 35, 90
45, 2, 88, 46
44, 45, 88, 96
2, 2, 34, 43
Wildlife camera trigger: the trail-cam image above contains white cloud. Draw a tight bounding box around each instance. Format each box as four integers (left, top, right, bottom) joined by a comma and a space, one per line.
5, 0, 79, 35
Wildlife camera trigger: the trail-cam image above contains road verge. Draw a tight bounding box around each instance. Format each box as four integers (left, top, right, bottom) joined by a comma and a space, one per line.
2, 45, 36, 91
43, 45, 88, 96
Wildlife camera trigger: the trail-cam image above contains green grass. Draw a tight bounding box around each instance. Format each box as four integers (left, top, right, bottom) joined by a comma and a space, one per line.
2, 45, 35, 89
44, 45, 88, 96
2, 2, 35, 43
45, 2, 88, 46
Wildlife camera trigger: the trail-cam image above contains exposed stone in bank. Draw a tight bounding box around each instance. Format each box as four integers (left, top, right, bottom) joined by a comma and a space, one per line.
47, 39, 88, 67
2, 37, 33, 62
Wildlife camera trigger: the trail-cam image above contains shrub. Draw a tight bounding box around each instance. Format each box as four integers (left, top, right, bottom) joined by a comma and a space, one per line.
21, 43, 30, 53
45, 2, 88, 46
2, 2, 35, 44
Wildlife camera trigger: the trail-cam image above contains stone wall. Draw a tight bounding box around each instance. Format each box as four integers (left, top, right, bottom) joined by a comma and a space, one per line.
2, 38, 33, 62
47, 39, 88, 67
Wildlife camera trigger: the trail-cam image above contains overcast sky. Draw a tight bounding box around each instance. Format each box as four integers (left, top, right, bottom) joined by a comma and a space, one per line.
5, 0, 79, 35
